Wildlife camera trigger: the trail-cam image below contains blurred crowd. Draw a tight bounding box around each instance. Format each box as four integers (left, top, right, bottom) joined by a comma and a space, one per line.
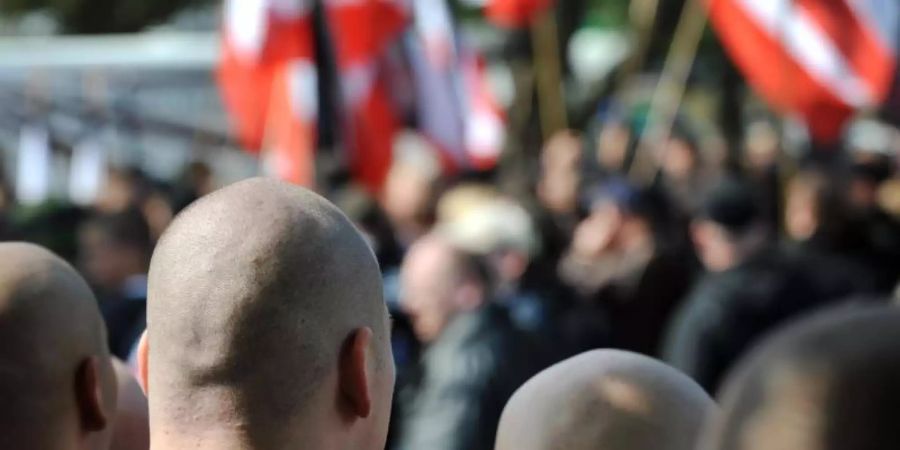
1, 113, 900, 450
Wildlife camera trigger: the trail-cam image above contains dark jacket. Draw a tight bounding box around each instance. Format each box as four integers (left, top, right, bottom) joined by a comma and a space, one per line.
394, 304, 538, 450
99, 277, 148, 361
662, 244, 868, 393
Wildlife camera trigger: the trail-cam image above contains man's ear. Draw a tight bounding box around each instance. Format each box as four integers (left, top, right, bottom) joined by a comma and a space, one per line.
137, 330, 149, 396
339, 327, 374, 419
75, 357, 113, 432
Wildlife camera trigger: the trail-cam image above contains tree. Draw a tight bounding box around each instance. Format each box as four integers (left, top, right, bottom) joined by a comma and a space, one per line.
1, 0, 212, 34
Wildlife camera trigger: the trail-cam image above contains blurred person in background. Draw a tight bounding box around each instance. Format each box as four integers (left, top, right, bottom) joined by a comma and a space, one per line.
172, 161, 216, 212
559, 178, 694, 356
495, 350, 716, 450
78, 209, 152, 362
395, 233, 538, 450
439, 194, 567, 360
381, 131, 443, 249
655, 125, 717, 219
533, 130, 585, 271
842, 127, 900, 292
701, 305, 900, 450
783, 168, 876, 295
591, 116, 635, 177
93, 167, 176, 242
663, 177, 865, 392
742, 119, 783, 234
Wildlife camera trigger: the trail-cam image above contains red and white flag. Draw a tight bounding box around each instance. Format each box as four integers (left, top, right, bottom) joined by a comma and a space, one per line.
218, 0, 317, 185
708, 0, 898, 142
217, 0, 410, 190
408, 0, 506, 171
327, 0, 409, 191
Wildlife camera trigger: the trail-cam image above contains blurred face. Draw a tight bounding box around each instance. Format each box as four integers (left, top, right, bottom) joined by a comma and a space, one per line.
400, 242, 461, 343
383, 166, 432, 227
596, 122, 631, 171
785, 183, 819, 242
538, 131, 582, 214
661, 138, 697, 180
79, 226, 126, 292
692, 220, 738, 273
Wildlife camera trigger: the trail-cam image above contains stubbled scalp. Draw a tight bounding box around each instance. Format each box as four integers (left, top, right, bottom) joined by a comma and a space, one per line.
496, 350, 716, 450
0, 242, 110, 444
146, 178, 388, 439
701, 306, 900, 450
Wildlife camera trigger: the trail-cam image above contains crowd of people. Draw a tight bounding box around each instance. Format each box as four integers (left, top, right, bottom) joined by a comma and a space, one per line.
0, 113, 899, 450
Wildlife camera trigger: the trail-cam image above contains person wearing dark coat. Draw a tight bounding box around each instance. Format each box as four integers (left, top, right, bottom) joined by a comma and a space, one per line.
663, 178, 869, 393
78, 209, 152, 362
393, 234, 538, 450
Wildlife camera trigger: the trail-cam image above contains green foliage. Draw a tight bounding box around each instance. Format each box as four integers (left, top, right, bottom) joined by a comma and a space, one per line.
1, 0, 213, 33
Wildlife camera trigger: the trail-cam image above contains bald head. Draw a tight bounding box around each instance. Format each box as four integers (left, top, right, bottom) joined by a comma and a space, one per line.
496, 350, 715, 450
0, 242, 116, 449
144, 178, 393, 449
701, 306, 900, 450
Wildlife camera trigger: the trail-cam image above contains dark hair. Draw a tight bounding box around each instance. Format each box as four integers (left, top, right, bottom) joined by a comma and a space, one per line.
714, 305, 900, 450
84, 208, 152, 255
700, 177, 762, 234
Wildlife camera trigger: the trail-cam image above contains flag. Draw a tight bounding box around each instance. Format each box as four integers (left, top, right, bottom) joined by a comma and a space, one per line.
326, 0, 410, 192
217, 0, 410, 190
485, 0, 554, 28
218, 0, 317, 186
408, 0, 506, 171
708, 0, 899, 142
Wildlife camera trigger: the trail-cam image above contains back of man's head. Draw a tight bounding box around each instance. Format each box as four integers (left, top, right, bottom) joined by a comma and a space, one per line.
0, 242, 117, 449
495, 350, 715, 450
141, 178, 394, 450
701, 305, 900, 450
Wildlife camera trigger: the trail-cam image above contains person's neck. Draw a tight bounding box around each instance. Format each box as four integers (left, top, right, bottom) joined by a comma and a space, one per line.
150, 420, 342, 450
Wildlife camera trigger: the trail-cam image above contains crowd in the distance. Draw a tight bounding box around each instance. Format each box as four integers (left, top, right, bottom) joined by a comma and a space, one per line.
0, 113, 899, 450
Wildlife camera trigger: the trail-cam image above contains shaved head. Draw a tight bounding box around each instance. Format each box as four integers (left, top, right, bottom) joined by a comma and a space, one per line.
496, 350, 715, 450
701, 306, 900, 450
144, 178, 394, 449
0, 242, 116, 449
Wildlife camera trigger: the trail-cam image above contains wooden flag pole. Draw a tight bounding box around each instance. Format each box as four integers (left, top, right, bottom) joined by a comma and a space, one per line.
612, 0, 661, 105
530, 8, 568, 137
629, 0, 708, 186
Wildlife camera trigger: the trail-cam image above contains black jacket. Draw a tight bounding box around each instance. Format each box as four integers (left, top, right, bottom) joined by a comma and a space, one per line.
662, 244, 869, 393
394, 304, 539, 450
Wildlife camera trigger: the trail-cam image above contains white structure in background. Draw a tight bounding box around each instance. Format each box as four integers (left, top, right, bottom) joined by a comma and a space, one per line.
15, 125, 51, 205
68, 135, 107, 206
0, 32, 218, 69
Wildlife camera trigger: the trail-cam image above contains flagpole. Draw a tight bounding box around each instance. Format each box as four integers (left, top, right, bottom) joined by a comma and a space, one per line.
629, 0, 708, 186
612, 0, 661, 106
530, 8, 568, 138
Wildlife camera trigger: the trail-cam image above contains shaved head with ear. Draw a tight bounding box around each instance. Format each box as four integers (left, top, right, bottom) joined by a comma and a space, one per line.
142, 178, 394, 450
0, 242, 118, 450
701, 306, 900, 450
495, 350, 715, 450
